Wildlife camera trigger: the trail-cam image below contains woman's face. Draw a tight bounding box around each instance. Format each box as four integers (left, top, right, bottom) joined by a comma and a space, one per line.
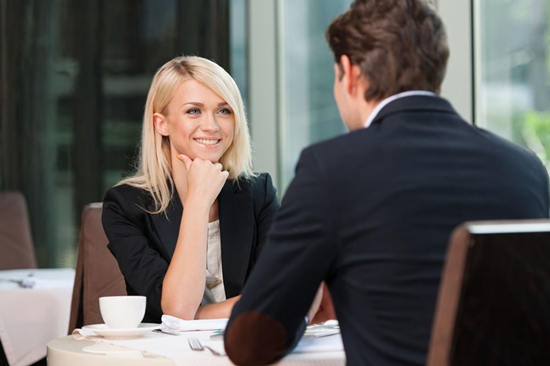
154, 79, 235, 163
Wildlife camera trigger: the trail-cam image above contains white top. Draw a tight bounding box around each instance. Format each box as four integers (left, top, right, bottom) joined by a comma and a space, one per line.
365, 90, 437, 128
202, 220, 226, 304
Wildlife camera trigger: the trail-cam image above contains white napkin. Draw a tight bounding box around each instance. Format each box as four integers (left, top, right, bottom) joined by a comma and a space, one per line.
294, 333, 344, 353
304, 320, 340, 338
160, 315, 228, 334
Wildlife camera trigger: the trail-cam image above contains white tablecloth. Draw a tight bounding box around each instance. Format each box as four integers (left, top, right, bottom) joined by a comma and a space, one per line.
51, 325, 345, 365
0, 268, 75, 366
106, 330, 344, 365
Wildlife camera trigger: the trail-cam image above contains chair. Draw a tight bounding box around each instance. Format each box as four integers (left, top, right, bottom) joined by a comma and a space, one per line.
427, 219, 550, 366
0, 191, 37, 269
68, 202, 126, 333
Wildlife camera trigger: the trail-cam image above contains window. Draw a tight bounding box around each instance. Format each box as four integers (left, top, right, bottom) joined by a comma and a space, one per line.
277, 0, 352, 191
474, 0, 550, 170
1, 1, 236, 267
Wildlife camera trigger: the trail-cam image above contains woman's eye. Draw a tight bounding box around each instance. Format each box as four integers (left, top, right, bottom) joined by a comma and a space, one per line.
219, 107, 232, 115
186, 108, 200, 115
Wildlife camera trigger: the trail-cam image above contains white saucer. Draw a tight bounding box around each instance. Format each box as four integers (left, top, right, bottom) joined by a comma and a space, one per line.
82, 323, 160, 338
82, 343, 144, 357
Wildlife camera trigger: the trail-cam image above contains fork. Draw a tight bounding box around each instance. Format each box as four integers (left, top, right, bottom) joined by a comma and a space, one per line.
188, 337, 224, 356
3, 277, 36, 288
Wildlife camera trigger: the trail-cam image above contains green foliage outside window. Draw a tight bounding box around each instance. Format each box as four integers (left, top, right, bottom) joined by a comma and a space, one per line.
524, 110, 550, 166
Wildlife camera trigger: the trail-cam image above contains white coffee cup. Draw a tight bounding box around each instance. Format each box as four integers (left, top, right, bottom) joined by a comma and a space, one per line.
99, 295, 146, 329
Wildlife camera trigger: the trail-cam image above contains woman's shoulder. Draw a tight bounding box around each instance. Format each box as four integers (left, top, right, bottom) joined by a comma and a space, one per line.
103, 183, 155, 214
232, 172, 274, 192
230, 173, 278, 212
104, 183, 148, 200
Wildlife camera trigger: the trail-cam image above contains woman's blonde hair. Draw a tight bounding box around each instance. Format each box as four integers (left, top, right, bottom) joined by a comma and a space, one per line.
117, 55, 254, 214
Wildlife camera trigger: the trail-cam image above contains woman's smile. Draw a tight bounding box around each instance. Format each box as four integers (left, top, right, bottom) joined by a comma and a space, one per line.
154, 78, 235, 163
194, 137, 222, 146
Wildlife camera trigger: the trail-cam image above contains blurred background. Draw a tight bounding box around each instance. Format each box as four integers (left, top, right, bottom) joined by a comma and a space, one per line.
1, 0, 549, 268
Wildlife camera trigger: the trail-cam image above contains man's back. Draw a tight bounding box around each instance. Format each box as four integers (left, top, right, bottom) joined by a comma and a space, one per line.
282, 95, 549, 364
225, 1, 550, 364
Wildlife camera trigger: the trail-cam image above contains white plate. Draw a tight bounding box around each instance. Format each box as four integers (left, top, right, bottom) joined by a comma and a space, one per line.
82, 323, 160, 338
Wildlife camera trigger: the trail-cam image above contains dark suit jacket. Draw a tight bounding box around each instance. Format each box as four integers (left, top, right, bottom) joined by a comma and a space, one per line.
224, 95, 550, 365
102, 173, 279, 323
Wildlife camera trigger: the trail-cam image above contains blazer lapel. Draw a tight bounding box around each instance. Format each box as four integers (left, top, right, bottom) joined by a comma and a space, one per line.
150, 194, 182, 258
219, 180, 254, 297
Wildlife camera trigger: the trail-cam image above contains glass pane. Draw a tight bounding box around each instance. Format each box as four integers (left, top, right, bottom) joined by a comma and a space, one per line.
278, 0, 352, 191
474, 0, 550, 170
1, 0, 234, 267
230, 0, 248, 103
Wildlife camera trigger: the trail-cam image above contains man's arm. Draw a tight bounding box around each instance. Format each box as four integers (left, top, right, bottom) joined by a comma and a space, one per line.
224, 148, 338, 365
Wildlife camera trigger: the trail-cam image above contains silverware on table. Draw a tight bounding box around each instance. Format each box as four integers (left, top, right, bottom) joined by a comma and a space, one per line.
187, 337, 224, 356
153, 328, 179, 336
1, 276, 36, 288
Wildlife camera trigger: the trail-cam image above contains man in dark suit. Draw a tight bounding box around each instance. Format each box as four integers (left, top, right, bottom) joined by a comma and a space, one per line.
224, 0, 550, 365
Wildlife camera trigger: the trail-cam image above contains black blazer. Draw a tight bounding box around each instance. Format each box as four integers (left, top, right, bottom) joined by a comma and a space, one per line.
225, 95, 550, 365
102, 173, 279, 323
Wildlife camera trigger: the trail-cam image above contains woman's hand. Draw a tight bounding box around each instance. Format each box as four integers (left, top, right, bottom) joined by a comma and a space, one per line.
308, 282, 336, 324
176, 154, 228, 208
195, 295, 241, 319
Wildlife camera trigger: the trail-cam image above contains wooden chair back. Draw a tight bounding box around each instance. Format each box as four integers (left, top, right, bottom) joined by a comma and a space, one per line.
68, 202, 126, 333
427, 219, 550, 365
0, 191, 37, 269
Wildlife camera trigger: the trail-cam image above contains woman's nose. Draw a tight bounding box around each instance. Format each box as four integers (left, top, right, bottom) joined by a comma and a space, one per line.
201, 113, 220, 131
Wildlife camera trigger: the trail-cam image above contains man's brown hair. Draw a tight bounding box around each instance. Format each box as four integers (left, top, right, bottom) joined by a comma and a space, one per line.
326, 0, 449, 101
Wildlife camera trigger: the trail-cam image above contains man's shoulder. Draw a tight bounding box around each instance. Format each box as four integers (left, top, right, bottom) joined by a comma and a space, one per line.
302, 129, 373, 159
475, 126, 544, 164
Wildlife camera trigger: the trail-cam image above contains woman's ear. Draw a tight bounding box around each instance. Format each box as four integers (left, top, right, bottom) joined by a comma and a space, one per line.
153, 113, 169, 136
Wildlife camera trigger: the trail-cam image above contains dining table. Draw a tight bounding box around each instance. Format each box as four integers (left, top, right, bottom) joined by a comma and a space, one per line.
47, 320, 346, 365
0, 268, 75, 366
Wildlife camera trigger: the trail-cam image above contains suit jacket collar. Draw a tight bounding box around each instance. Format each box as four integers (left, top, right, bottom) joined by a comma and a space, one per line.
370, 94, 457, 126
365, 90, 436, 127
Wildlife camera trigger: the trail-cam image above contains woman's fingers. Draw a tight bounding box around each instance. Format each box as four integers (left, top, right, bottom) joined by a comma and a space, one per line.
310, 283, 336, 324
177, 154, 193, 170
183, 158, 228, 201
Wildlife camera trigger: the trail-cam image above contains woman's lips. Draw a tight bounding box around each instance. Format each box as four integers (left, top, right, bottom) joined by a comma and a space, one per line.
194, 138, 221, 145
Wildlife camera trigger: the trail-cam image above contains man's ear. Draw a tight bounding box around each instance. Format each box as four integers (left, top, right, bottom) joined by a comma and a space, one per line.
153, 113, 169, 136
339, 55, 363, 96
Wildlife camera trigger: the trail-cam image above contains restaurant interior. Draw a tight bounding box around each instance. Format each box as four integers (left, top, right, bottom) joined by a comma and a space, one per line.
1, 0, 550, 365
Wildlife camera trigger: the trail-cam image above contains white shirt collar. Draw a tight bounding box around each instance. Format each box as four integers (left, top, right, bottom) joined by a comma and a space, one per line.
364, 90, 437, 128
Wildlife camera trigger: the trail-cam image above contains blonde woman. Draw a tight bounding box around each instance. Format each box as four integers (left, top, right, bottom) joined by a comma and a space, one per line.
102, 56, 279, 322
